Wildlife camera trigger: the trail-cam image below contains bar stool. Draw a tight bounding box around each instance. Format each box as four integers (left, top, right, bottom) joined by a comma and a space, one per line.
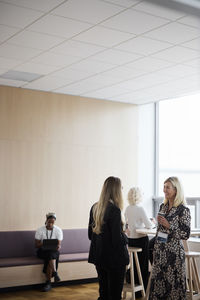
185, 251, 200, 300
123, 247, 145, 300
182, 240, 200, 300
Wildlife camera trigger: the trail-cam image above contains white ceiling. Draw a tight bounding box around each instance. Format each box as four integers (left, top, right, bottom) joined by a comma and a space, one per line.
0, 0, 200, 105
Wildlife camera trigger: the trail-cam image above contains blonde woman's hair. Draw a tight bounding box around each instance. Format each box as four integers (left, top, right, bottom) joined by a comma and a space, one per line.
163, 176, 186, 207
127, 187, 142, 205
92, 176, 123, 234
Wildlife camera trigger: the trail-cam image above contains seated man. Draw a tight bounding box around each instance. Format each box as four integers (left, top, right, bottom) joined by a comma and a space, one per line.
35, 212, 63, 292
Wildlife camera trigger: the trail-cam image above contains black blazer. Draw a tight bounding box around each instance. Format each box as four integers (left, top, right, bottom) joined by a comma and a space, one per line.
88, 202, 129, 268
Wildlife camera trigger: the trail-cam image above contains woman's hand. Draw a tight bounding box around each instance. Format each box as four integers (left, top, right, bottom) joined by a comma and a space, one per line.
157, 215, 170, 229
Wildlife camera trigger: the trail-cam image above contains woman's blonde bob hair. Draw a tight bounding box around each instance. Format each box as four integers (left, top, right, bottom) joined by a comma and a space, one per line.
128, 187, 142, 205
163, 176, 186, 207
92, 176, 123, 234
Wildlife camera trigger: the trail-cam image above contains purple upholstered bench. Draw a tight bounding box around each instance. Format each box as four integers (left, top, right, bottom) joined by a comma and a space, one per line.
0, 229, 96, 288
0, 229, 90, 268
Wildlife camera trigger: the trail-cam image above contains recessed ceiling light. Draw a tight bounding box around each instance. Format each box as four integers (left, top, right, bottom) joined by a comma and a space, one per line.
0, 70, 42, 82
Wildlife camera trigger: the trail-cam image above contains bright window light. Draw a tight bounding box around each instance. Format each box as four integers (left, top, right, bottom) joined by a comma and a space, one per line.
158, 93, 200, 197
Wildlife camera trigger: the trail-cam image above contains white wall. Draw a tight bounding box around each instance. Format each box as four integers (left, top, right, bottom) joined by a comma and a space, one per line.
137, 103, 155, 217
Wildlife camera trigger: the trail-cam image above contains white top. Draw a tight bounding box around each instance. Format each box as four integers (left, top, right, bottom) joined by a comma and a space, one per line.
35, 225, 63, 241
125, 204, 153, 238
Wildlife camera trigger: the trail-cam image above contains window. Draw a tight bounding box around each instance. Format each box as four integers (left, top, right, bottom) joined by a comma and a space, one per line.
157, 93, 200, 228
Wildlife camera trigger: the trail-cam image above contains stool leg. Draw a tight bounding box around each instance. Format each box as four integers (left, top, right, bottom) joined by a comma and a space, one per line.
122, 290, 127, 299
130, 252, 135, 300
188, 257, 194, 300
192, 258, 200, 293
144, 269, 152, 300
134, 252, 145, 298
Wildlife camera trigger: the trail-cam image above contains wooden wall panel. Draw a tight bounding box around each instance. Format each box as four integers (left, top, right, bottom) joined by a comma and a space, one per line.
0, 86, 138, 230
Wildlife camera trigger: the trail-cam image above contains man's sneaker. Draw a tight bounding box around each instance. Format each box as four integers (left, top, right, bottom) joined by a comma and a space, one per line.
42, 281, 52, 292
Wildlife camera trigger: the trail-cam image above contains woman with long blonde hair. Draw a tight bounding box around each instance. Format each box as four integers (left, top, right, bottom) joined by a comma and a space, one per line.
88, 176, 129, 300
149, 176, 191, 300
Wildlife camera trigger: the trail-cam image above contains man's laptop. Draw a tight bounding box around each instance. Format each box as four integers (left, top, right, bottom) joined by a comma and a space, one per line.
42, 239, 58, 251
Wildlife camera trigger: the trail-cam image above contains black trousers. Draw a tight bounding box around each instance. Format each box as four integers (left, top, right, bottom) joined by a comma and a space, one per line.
128, 236, 149, 291
96, 264, 126, 300
37, 248, 59, 274
148, 236, 156, 265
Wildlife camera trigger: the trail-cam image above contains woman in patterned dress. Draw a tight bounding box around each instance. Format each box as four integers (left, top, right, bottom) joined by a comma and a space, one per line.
149, 176, 191, 300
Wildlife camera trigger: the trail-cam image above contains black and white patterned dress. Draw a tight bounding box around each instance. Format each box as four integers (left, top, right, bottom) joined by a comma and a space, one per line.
149, 203, 191, 300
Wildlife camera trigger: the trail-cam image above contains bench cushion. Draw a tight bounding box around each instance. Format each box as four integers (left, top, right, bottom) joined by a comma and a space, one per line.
0, 256, 41, 268
0, 253, 89, 268
59, 253, 89, 262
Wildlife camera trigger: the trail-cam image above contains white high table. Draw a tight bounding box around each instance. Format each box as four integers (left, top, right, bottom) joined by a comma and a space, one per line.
136, 228, 200, 237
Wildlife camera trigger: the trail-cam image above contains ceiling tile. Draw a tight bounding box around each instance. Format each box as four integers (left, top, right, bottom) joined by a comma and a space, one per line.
144, 22, 200, 44
0, 24, 20, 43
13, 62, 61, 75
181, 37, 200, 51
0, 57, 22, 70
74, 26, 134, 47
103, 0, 141, 8
0, 2, 43, 28
69, 58, 116, 74
51, 67, 93, 81
87, 73, 123, 86
109, 90, 152, 104
108, 92, 137, 103
24, 75, 72, 91
1, 0, 64, 12
178, 15, 200, 29
0, 43, 42, 60
54, 74, 122, 95
125, 57, 173, 72
152, 64, 200, 78
101, 9, 169, 34
90, 49, 142, 65
115, 36, 172, 55
109, 72, 172, 94
31, 52, 82, 67
83, 86, 131, 99
54, 81, 98, 95
105, 79, 140, 92
50, 40, 105, 58
8, 30, 65, 50
184, 58, 200, 68
158, 75, 200, 95
134, 1, 185, 20
52, 0, 123, 24
27, 15, 92, 38
152, 45, 200, 63
100, 66, 147, 80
